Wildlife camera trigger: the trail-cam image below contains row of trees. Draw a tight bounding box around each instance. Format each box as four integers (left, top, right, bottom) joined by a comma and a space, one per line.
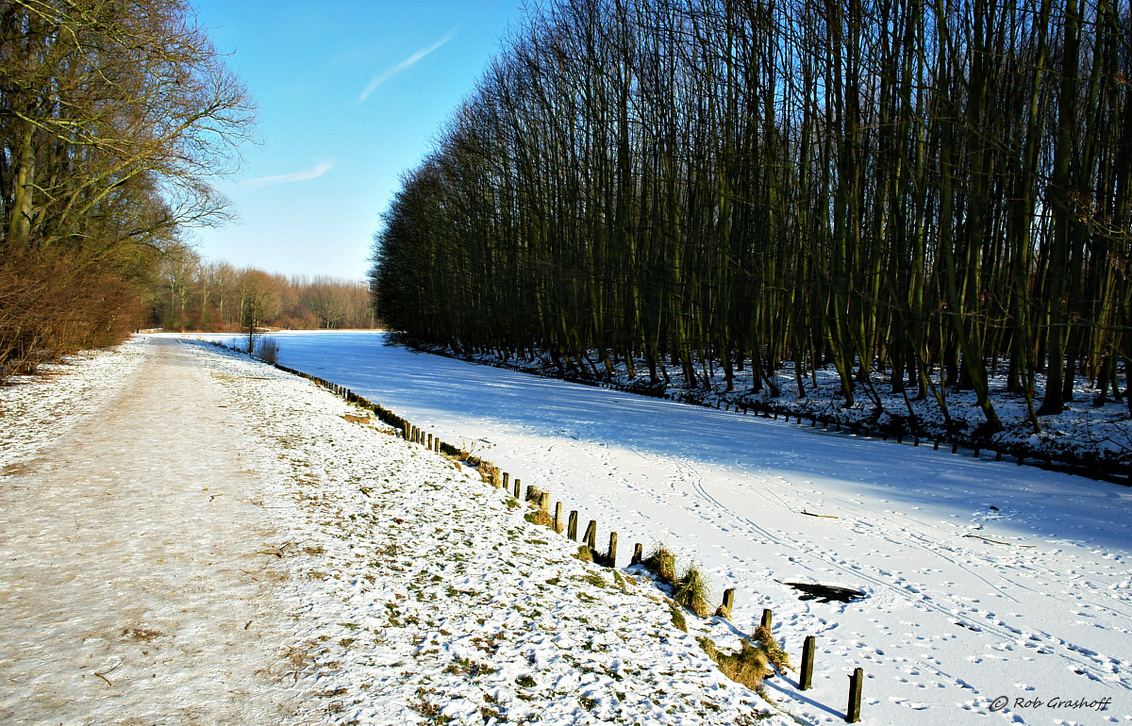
152, 250, 377, 332
372, 0, 1132, 431
1, 0, 252, 380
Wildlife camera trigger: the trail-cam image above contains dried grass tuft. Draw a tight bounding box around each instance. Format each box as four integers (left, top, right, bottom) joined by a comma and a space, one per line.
699, 637, 772, 690
753, 625, 794, 674
641, 543, 677, 585
672, 562, 713, 617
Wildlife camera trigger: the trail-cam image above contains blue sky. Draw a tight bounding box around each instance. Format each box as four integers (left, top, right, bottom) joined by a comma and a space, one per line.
189, 0, 528, 280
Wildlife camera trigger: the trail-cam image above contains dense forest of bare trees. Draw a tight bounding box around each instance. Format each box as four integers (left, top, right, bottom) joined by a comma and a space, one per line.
371, 0, 1132, 432
0, 0, 252, 380
151, 250, 376, 332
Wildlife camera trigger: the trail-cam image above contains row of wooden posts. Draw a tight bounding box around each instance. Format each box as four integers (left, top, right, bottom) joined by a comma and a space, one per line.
276, 362, 866, 722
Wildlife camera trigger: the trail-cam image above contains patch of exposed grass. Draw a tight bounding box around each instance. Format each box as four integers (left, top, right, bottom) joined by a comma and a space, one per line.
574, 544, 594, 563
669, 603, 687, 632
579, 572, 607, 588
698, 636, 771, 691
753, 625, 794, 674
524, 509, 553, 527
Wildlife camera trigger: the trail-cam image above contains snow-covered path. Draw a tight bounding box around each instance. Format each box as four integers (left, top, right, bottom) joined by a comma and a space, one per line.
0, 337, 301, 723
262, 330, 1132, 725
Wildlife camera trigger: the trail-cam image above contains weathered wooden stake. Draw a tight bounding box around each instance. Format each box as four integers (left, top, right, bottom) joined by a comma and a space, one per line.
800, 635, 816, 690
567, 511, 578, 540
718, 588, 735, 619
538, 492, 549, 512
427, 433, 433, 449
607, 532, 617, 567
502, 472, 509, 491
514, 478, 521, 499
761, 608, 773, 630
584, 520, 597, 550
553, 502, 563, 533
631, 543, 643, 565
846, 668, 863, 722
933, 440, 940, 450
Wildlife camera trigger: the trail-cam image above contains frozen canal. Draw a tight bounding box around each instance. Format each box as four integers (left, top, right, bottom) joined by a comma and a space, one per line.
213, 330, 1132, 725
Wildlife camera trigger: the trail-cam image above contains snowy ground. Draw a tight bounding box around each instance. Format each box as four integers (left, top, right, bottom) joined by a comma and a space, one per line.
203, 329, 1132, 726
424, 340, 1131, 479
1, 336, 786, 725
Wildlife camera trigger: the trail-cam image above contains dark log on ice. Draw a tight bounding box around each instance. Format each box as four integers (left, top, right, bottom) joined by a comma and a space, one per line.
785, 582, 866, 603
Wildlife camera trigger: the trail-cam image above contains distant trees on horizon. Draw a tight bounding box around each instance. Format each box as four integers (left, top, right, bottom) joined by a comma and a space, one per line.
152, 250, 377, 333
371, 0, 1132, 431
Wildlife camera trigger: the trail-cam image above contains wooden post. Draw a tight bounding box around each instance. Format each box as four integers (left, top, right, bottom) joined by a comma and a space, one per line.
553, 502, 563, 533
524, 484, 533, 502
427, 433, 433, 449
538, 492, 549, 512
502, 472, 509, 491
718, 588, 735, 619
514, 478, 521, 499
607, 532, 617, 567
761, 608, 773, 630
952, 442, 959, 453
800, 635, 816, 690
631, 543, 643, 565
584, 520, 596, 550
568, 511, 578, 540
846, 668, 863, 722
933, 440, 940, 450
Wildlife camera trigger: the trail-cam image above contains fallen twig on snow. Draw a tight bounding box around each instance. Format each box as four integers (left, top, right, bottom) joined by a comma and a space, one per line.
801, 509, 839, 519
963, 533, 1035, 547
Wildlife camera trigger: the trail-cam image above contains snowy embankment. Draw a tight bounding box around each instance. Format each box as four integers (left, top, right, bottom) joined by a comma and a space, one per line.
2, 337, 789, 725
417, 340, 1131, 480
223, 329, 1132, 726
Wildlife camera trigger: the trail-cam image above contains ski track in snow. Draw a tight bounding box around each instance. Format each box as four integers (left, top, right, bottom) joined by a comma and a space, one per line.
203, 329, 1132, 726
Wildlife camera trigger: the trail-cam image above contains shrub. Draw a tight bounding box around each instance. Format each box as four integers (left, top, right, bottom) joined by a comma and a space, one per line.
255, 336, 279, 363
673, 562, 713, 617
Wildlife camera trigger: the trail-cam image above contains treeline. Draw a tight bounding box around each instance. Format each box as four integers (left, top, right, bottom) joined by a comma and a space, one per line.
0, 0, 251, 380
151, 250, 376, 331
371, 0, 1132, 431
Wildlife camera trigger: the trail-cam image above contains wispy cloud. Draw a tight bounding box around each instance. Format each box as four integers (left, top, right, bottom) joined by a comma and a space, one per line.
358, 26, 459, 102
241, 161, 336, 190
